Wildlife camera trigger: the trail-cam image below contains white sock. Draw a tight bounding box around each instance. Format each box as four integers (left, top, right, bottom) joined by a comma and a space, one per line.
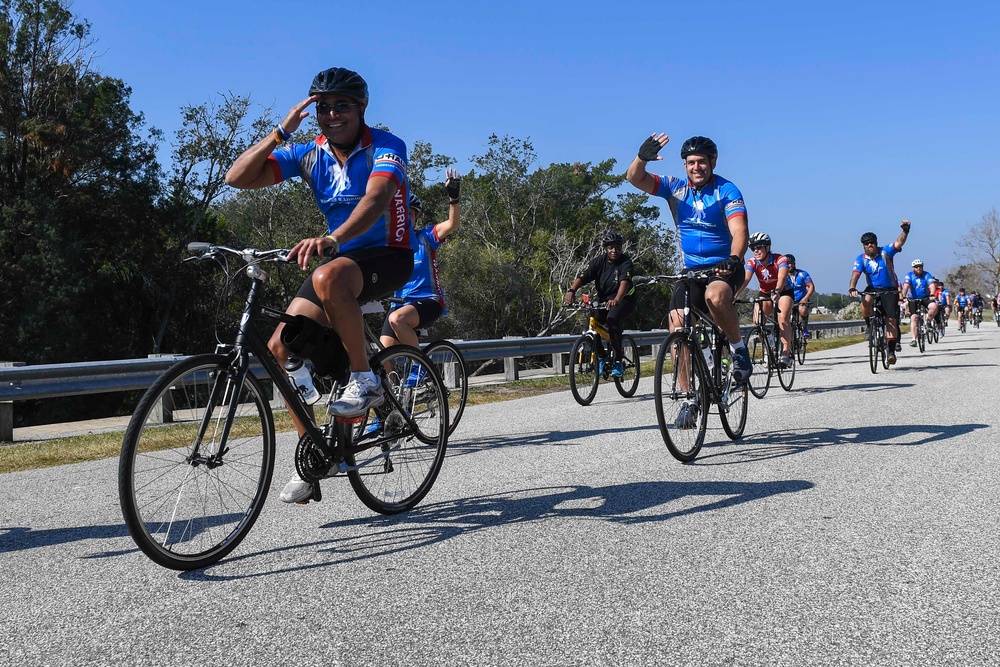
730, 340, 747, 353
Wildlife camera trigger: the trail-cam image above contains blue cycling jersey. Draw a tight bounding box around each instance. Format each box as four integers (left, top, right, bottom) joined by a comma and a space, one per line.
396, 225, 447, 314
790, 268, 813, 302
852, 243, 900, 289
268, 126, 415, 253
651, 174, 747, 269
903, 270, 936, 299
955, 294, 969, 308
939, 289, 950, 305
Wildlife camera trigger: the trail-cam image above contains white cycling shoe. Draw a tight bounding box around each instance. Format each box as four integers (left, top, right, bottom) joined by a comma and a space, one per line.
279, 474, 315, 504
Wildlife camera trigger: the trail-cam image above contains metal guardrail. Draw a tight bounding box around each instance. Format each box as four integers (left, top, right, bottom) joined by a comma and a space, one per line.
0, 320, 864, 440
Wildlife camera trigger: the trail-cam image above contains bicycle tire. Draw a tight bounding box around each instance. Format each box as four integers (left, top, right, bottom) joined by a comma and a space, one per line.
423, 339, 468, 436
718, 347, 748, 440
917, 321, 926, 353
347, 345, 448, 514
118, 354, 275, 571
868, 324, 879, 374
569, 335, 601, 406
614, 334, 641, 398
795, 325, 807, 365
654, 333, 708, 462
745, 329, 772, 399
879, 322, 890, 370
777, 349, 796, 391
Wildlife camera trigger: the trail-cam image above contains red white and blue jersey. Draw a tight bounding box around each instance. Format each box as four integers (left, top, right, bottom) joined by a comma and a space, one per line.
267, 126, 414, 253
790, 269, 814, 302
396, 225, 447, 314
852, 244, 900, 289
746, 252, 793, 292
651, 174, 747, 269
903, 270, 936, 299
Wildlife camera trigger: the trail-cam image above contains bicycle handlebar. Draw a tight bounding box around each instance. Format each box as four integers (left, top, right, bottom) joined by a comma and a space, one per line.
186, 242, 292, 264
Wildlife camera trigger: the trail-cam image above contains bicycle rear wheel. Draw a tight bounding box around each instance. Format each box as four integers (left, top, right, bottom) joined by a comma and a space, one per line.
347, 345, 448, 514
423, 339, 468, 436
614, 334, 641, 398
569, 335, 601, 405
718, 347, 748, 440
745, 329, 772, 398
118, 354, 275, 571
654, 333, 708, 462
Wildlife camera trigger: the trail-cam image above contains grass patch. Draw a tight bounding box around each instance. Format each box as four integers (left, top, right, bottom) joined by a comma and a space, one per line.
3, 332, 868, 474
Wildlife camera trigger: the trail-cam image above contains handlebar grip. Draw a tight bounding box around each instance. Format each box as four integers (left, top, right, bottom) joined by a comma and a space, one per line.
187, 242, 212, 254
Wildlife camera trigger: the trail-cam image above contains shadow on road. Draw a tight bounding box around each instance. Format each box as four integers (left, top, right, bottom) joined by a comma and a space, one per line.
180, 478, 813, 580
693, 422, 990, 465
446, 424, 659, 457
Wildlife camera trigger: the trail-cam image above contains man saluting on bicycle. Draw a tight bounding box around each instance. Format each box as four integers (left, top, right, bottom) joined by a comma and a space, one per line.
626, 134, 752, 383
848, 220, 910, 364
225, 67, 417, 503
563, 231, 637, 378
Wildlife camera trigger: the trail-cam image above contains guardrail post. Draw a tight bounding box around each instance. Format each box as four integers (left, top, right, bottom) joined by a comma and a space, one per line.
0, 361, 25, 442
147, 354, 174, 423
552, 352, 567, 375
503, 336, 519, 381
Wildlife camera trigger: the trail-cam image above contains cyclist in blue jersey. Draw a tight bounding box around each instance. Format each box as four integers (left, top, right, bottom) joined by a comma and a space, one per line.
380, 169, 461, 350
848, 220, 911, 364
785, 254, 816, 339
626, 134, 752, 384
901, 259, 939, 347
954, 288, 971, 329
225, 67, 416, 504
935, 281, 951, 331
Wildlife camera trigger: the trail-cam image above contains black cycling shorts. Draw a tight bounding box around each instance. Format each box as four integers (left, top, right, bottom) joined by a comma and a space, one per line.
864, 287, 900, 321
295, 247, 416, 308
907, 297, 931, 316
670, 267, 743, 314
381, 299, 445, 338
761, 288, 795, 301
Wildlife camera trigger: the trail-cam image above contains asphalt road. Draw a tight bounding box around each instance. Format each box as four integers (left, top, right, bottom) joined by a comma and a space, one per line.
2, 325, 999, 666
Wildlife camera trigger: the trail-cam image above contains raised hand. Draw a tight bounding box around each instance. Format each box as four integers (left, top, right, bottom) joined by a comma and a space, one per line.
638, 133, 669, 162
445, 167, 460, 202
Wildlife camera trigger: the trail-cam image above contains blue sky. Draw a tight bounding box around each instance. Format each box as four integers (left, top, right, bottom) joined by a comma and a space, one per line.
70, 0, 1000, 294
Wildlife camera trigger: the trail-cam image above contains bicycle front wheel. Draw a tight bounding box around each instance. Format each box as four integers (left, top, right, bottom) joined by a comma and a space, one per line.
795, 325, 807, 365
654, 333, 708, 462
718, 347, 748, 440
614, 334, 641, 398
917, 321, 926, 353
569, 335, 601, 405
118, 354, 275, 571
777, 349, 796, 391
423, 339, 468, 435
868, 325, 879, 374
347, 345, 448, 514
745, 329, 772, 399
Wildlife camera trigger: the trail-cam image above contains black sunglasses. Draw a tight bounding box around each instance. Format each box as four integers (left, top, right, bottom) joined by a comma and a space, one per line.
317, 101, 359, 116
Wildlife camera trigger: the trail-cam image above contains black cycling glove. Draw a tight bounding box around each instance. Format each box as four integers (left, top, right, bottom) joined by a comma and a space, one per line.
445, 174, 461, 201
637, 136, 663, 162
719, 255, 743, 274
900, 221, 911, 233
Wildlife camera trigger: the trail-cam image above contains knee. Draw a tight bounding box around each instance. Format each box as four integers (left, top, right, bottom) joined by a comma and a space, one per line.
268, 328, 287, 361
312, 261, 355, 298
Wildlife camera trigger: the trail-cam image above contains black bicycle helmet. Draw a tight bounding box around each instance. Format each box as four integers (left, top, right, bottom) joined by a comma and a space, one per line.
408, 192, 422, 211
602, 230, 624, 246
860, 232, 878, 244
785, 253, 796, 264
309, 67, 369, 106
680, 136, 718, 159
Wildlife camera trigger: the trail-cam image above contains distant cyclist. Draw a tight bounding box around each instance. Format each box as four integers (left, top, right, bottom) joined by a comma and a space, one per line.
564, 231, 637, 378
785, 254, 815, 339
848, 220, 911, 365
901, 259, 939, 347
737, 232, 794, 368
954, 288, 970, 330
970, 292, 984, 325
626, 134, 752, 386
936, 280, 951, 330
380, 169, 462, 350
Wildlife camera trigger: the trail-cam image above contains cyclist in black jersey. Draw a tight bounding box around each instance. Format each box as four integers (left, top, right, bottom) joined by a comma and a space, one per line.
564, 231, 637, 378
